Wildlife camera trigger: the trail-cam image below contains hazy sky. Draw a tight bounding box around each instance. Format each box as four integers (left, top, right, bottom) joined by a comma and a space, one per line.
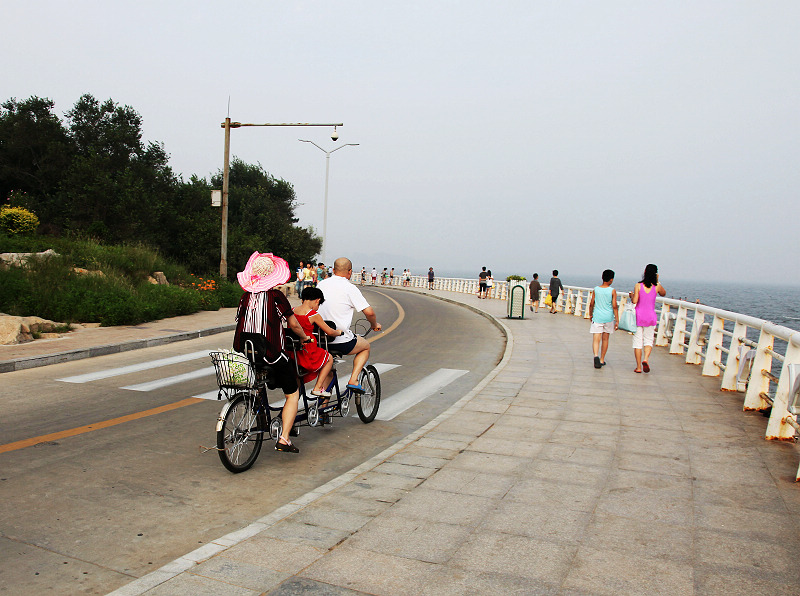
5, 1, 798, 283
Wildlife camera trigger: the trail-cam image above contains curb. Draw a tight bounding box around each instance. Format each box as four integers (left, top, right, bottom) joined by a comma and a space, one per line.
0, 324, 236, 373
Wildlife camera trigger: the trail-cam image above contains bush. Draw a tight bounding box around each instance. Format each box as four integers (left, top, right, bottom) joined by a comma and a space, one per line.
506, 275, 526, 282
0, 206, 39, 235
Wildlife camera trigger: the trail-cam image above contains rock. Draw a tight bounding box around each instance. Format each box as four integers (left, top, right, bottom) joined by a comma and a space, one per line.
0, 314, 72, 344
153, 272, 169, 285
71, 267, 104, 276
0, 249, 59, 269
147, 276, 158, 285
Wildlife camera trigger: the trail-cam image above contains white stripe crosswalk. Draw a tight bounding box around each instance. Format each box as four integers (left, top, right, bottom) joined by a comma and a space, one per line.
57, 354, 468, 419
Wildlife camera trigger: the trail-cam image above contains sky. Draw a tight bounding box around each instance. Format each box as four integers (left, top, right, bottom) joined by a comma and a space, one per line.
5, 1, 799, 284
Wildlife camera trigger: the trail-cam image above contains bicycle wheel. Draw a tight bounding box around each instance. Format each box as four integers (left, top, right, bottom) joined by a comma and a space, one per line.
355, 364, 381, 423
217, 392, 265, 473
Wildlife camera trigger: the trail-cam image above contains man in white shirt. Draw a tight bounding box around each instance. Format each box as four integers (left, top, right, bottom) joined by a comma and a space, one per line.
318, 257, 382, 391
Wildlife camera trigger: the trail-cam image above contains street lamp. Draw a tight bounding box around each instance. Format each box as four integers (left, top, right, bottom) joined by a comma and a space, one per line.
298, 139, 359, 265
218, 118, 343, 278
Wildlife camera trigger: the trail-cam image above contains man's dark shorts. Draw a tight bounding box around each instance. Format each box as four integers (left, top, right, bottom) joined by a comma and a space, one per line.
479, 282, 487, 292
328, 336, 358, 355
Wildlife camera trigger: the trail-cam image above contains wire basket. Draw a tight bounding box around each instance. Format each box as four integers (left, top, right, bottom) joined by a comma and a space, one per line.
210, 351, 256, 390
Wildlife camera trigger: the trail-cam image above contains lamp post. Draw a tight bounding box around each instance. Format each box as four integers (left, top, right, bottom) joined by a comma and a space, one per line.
219, 119, 343, 278
298, 139, 359, 265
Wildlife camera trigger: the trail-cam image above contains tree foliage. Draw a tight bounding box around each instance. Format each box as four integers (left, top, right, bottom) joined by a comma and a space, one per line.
0, 94, 321, 277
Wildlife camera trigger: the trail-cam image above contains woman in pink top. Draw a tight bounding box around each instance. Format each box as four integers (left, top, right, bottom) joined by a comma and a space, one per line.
630, 264, 666, 373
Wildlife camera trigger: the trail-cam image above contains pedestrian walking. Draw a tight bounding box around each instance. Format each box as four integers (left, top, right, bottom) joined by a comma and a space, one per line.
549, 270, 563, 313
589, 269, 619, 368
428, 267, 435, 289
630, 264, 667, 373
529, 273, 542, 312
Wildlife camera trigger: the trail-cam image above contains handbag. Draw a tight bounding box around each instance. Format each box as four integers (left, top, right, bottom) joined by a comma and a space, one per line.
618, 304, 637, 333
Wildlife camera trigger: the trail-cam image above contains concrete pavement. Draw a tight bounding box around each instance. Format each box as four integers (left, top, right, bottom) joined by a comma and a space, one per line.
6, 288, 800, 594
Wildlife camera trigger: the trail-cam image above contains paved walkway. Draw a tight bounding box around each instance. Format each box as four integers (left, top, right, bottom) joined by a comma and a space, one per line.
7, 289, 800, 594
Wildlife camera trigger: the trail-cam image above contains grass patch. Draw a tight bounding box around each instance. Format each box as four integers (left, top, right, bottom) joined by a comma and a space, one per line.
0, 234, 243, 326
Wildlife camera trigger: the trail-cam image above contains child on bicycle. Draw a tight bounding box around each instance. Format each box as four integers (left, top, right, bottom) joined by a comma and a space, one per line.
292, 287, 343, 399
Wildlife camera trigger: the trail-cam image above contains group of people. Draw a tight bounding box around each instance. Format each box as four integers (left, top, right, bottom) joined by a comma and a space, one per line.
357, 267, 414, 287
235, 254, 381, 453
587, 264, 666, 373
294, 261, 330, 296
527, 270, 563, 314
477, 267, 495, 299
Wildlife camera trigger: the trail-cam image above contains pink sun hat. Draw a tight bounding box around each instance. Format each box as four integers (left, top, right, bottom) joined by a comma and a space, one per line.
237, 252, 291, 292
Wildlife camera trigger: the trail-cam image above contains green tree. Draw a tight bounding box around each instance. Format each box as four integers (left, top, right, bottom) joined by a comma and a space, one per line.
211, 159, 321, 275
0, 96, 75, 224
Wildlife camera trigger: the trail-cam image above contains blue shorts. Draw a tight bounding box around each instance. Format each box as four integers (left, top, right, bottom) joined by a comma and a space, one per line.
328, 336, 358, 355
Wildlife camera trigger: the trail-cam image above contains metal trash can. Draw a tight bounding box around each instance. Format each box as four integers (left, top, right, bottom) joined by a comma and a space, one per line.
507, 281, 527, 319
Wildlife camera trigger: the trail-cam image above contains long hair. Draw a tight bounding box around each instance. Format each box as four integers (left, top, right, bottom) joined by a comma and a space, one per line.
640, 264, 658, 288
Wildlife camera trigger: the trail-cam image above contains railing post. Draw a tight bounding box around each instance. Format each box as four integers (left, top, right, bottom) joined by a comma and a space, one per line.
685, 310, 706, 365
669, 305, 688, 354
656, 304, 671, 346
701, 315, 726, 377
743, 328, 774, 411
720, 322, 748, 391
765, 339, 800, 440
564, 289, 574, 314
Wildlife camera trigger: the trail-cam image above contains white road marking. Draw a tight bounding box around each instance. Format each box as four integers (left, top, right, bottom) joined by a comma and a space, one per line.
121, 367, 216, 392
56, 350, 212, 383
376, 368, 468, 421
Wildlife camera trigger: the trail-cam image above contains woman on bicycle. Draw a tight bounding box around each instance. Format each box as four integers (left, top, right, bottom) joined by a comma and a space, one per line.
234, 252, 312, 453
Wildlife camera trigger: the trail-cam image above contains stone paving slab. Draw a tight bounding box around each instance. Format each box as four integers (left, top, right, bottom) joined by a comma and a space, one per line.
37, 286, 796, 596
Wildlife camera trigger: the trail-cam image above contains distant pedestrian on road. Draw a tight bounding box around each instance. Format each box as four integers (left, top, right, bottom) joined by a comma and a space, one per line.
549, 270, 563, 313
381, 268, 388, 285
428, 267, 435, 289
589, 269, 619, 368
390, 268, 395, 285
371, 267, 377, 285
529, 273, 542, 312
295, 261, 305, 296
630, 264, 666, 373
360, 267, 366, 285
486, 270, 494, 299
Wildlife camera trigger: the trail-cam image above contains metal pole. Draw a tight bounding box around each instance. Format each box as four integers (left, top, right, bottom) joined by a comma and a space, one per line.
220, 118, 231, 278
323, 152, 330, 264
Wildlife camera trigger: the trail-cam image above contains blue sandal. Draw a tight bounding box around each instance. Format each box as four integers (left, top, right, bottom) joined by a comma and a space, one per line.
346, 383, 365, 394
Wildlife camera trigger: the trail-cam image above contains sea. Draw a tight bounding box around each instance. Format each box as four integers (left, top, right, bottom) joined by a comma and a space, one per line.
432, 270, 800, 333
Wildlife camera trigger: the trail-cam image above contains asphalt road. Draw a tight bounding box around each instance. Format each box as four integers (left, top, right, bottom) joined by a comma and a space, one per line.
0, 288, 504, 594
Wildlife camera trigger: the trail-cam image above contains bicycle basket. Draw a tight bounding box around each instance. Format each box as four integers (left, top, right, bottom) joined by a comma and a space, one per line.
210, 351, 255, 389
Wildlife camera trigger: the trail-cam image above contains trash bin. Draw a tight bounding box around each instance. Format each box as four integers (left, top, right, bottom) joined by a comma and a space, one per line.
507, 281, 527, 319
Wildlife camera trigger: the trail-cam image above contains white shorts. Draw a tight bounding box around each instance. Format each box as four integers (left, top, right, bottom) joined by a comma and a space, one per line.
590, 321, 615, 334
632, 326, 655, 349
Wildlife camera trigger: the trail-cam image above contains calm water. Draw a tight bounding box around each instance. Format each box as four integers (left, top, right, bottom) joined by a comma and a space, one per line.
434, 270, 800, 332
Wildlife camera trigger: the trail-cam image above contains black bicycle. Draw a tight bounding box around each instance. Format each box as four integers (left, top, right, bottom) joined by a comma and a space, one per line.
210, 324, 381, 473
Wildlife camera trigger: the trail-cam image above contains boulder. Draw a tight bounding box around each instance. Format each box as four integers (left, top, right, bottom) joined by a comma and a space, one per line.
0, 314, 69, 344
0, 249, 59, 269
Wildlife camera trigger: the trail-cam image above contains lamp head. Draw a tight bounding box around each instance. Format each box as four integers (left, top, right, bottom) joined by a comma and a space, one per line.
331, 126, 339, 142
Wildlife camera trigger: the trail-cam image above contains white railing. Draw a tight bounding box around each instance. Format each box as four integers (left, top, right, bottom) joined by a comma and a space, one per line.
356, 274, 800, 480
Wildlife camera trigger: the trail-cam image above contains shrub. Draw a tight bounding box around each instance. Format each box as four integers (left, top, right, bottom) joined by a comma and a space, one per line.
0, 206, 39, 236
506, 275, 526, 282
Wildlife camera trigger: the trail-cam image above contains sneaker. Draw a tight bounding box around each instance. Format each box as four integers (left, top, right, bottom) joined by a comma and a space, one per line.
275, 439, 299, 453
311, 389, 332, 398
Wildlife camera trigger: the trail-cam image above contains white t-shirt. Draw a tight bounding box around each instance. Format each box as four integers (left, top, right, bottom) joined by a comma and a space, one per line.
317, 275, 370, 344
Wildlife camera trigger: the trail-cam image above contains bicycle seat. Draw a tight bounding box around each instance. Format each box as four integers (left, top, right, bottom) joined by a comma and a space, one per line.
239, 334, 277, 389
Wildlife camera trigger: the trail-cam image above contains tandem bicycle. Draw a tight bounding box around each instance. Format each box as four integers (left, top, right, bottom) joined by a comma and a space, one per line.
209, 322, 381, 473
